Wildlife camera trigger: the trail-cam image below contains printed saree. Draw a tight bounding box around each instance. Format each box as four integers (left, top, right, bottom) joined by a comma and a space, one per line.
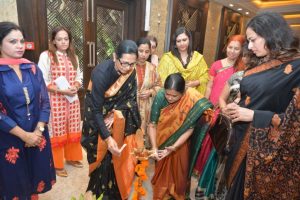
82, 69, 141, 200
225, 58, 300, 200
150, 88, 213, 199
136, 61, 161, 147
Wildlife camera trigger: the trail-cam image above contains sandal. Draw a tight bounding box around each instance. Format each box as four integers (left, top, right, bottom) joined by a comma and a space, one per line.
56, 168, 68, 177
66, 160, 84, 168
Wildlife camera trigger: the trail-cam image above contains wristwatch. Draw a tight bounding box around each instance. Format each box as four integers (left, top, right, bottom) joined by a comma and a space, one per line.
37, 126, 45, 132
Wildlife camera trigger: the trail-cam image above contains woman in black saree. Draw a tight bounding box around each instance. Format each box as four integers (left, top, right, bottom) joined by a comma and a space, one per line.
222, 12, 300, 200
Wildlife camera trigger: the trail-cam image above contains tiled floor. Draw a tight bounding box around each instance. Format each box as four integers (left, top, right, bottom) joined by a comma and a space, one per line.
39, 150, 198, 200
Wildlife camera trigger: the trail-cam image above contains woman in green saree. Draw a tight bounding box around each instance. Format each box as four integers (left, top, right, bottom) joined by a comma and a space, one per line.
148, 73, 213, 199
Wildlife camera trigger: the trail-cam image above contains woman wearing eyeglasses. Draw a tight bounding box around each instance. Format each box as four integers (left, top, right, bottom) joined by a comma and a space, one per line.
82, 40, 141, 200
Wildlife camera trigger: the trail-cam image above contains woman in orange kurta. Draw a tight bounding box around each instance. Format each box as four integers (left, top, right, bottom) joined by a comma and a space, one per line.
38, 26, 82, 177
148, 73, 213, 199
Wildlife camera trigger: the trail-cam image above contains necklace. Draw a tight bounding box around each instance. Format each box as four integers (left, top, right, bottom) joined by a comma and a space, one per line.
224, 58, 235, 67
23, 87, 31, 120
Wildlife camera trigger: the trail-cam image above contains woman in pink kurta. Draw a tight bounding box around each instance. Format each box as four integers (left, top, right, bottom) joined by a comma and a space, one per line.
194, 35, 246, 178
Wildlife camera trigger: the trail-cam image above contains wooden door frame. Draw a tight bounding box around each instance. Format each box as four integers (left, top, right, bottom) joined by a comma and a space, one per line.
17, 0, 146, 77
17, 0, 48, 63
169, 0, 208, 53
216, 7, 243, 60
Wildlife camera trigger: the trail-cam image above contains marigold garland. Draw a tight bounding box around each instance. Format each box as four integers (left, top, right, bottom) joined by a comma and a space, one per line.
133, 160, 149, 200
132, 148, 152, 200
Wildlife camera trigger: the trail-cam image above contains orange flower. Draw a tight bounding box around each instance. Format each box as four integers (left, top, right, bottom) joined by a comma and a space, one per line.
140, 160, 149, 167
37, 181, 45, 192
38, 136, 47, 151
133, 179, 139, 189
5, 147, 20, 164
31, 194, 39, 200
138, 187, 146, 196
133, 158, 149, 199
132, 193, 138, 200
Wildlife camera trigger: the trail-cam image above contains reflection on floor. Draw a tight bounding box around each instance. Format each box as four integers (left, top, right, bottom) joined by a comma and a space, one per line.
39, 149, 198, 200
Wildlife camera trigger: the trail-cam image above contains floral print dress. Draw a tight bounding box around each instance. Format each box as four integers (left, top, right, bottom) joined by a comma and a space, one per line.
0, 61, 56, 199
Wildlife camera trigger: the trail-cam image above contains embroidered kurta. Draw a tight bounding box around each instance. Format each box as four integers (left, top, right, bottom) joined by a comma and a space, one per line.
158, 51, 209, 95
0, 59, 56, 199
38, 51, 82, 148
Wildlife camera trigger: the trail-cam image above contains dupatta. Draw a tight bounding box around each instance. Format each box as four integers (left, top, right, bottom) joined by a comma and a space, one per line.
158, 51, 209, 95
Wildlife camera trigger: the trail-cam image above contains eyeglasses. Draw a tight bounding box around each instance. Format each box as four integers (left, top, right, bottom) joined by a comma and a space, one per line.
118, 59, 136, 68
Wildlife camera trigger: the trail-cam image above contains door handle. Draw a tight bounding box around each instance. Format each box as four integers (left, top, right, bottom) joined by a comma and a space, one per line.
91, 0, 94, 22
87, 41, 92, 67
91, 42, 96, 66
86, 0, 89, 22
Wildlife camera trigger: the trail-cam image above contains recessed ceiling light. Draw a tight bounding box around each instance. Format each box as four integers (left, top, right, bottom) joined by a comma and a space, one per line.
229, 4, 234, 7
237, 8, 243, 11
245, 11, 250, 15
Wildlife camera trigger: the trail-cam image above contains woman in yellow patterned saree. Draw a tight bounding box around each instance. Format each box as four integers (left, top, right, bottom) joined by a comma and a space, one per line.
148, 73, 213, 199
158, 27, 209, 95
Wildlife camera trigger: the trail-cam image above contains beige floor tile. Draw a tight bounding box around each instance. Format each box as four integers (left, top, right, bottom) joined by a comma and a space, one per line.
39, 149, 198, 200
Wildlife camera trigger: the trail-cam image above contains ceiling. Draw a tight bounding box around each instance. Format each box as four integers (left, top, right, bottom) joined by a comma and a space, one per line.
212, 0, 300, 36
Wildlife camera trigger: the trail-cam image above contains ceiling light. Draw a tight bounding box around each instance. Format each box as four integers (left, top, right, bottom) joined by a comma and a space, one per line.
290, 24, 300, 28
229, 4, 234, 7
237, 8, 243, 11
245, 11, 250, 15
283, 14, 300, 19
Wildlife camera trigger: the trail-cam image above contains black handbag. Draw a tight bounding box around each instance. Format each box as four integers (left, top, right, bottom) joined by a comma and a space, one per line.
209, 113, 233, 155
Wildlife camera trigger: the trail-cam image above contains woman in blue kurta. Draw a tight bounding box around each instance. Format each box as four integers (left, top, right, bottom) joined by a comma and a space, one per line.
0, 22, 56, 199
